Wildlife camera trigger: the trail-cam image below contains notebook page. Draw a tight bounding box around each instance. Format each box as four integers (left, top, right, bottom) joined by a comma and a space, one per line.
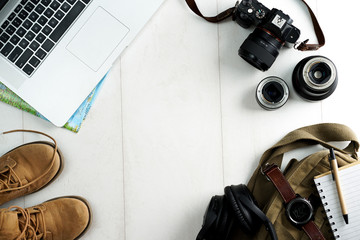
314, 162, 360, 239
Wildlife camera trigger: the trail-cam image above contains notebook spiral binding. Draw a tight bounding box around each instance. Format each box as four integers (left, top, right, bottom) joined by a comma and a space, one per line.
316, 182, 341, 239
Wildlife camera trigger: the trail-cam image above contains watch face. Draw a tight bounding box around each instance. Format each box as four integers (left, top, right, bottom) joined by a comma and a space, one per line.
286, 197, 313, 225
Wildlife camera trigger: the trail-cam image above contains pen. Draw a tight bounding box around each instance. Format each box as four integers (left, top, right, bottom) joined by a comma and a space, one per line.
329, 148, 349, 224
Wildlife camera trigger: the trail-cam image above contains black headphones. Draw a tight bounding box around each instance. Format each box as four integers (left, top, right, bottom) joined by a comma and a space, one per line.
196, 184, 278, 240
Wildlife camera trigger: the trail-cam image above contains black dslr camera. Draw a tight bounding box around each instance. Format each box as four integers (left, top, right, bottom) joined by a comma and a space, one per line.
233, 0, 301, 71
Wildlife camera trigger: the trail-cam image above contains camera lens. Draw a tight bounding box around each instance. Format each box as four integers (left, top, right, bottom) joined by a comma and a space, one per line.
239, 28, 283, 71
292, 56, 337, 101
256, 76, 289, 110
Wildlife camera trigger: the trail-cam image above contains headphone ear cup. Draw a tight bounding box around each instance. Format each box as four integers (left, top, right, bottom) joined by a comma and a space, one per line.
215, 196, 234, 240
224, 184, 261, 234
196, 195, 233, 240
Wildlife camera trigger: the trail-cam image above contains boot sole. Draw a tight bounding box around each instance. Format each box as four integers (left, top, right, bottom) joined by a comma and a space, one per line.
4, 141, 64, 195
45, 195, 93, 239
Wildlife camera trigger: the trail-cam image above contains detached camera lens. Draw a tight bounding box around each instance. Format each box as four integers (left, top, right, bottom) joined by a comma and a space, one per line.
256, 76, 289, 110
292, 56, 338, 101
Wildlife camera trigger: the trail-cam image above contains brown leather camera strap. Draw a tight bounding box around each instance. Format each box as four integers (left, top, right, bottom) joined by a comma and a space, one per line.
184, 0, 325, 51
184, 0, 235, 23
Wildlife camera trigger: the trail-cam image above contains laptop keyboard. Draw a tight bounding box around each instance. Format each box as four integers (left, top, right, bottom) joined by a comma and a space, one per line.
0, 0, 91, 76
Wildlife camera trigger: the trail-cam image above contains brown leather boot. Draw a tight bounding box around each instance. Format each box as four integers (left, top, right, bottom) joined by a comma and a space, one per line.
0, 196, 91, 240
0, 130, 63, 206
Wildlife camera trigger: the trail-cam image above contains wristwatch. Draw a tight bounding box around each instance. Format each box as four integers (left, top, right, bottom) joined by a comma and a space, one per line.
261, 163, 325, 240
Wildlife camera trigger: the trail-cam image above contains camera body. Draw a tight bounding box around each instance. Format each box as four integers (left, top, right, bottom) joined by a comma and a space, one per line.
233, 0, 301, 71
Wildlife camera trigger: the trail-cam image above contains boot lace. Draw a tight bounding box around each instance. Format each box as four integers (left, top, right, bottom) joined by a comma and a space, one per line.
0, 158, 23, 191
9, 205, 47, 240
0, 130, 58, 194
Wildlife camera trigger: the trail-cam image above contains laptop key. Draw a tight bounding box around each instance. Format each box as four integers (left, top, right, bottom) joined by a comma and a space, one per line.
35, 48, 46, 59
31, 23, 41, 33
1, 20, 10, 29
0, 33, 10, 43
44, 8, 54, 18
29, 41, 40, 51
7, 13, 16, 21
54, 10, 65, 20
23, 64, 35, 75
36, 33, 46, 43
38, 16, 48, 26
42, 39, 54, 51
16, 27, 27, 37
66, 0, 76, 5
1, 43, 15, 57
5, 25, 16, 35
14, 5, 22, 13
50, 1, 85, 42
30, 0, 41, 4
41, 0, 51, 6
8, 46, 23, 62
22, 19, 33, 30
48, 18, 59, 28
10, 35, 21, 45
19, 38, 30, 49
24, 2, 35, 12
61, 2, 71, 12
0, 42, 3, 50
25, 31, 36, 41
29, 12, 40, 22
16, 49, 33, 68
35, 4, 46, 14
18, 10, 29, 20
12, 17, 23, 28
29, 56, 41, 68
42, 25, 52, 35
82, 0, 90, 4
50, 1, 61, 10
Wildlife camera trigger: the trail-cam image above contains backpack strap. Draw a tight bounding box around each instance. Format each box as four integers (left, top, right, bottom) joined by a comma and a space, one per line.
247, 123, 359, 204
258, 123, 359, 168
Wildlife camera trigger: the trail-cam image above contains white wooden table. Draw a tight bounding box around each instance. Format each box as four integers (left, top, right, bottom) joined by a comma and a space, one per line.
1, 0, 360, 239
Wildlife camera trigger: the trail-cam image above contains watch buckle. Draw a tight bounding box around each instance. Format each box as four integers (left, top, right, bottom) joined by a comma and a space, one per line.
261, 163, 279, 181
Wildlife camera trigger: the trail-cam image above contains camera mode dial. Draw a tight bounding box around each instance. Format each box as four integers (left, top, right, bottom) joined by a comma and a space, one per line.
255, 9, 266, 19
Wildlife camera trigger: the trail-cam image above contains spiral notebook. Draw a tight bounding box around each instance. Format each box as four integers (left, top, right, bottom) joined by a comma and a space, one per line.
314, 162, 360, 240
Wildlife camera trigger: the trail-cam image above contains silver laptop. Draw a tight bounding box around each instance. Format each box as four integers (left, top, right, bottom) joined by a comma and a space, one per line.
0, 0, 164, 126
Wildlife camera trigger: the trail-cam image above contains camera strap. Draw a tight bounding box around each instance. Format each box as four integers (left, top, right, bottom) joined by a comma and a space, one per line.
184, 0, 325, 51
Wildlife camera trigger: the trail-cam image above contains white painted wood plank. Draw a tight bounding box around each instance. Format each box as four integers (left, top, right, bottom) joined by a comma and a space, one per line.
19, 60, 125, 240
319, 1, 360, 134
121, 0, 223, 239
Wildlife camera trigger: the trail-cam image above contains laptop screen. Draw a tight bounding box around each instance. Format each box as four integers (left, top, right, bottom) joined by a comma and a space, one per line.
0, 0, 9, 11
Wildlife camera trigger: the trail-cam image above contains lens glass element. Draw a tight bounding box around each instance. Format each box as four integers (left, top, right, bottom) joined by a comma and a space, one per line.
256, 76, 289, 110
309, 62, 332, 85
239, 28, 283, 71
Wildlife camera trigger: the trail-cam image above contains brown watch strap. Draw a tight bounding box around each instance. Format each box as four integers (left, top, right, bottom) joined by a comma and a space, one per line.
262, 164, 296, 203
302, 221, 326, 240
262, 164, 325, 240
184, 0, 325, 51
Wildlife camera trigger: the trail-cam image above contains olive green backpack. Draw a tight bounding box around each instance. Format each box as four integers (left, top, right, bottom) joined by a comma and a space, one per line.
233, 123, 359, 240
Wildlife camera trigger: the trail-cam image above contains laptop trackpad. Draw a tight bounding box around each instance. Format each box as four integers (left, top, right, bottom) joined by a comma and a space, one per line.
66, 7, 129, 71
